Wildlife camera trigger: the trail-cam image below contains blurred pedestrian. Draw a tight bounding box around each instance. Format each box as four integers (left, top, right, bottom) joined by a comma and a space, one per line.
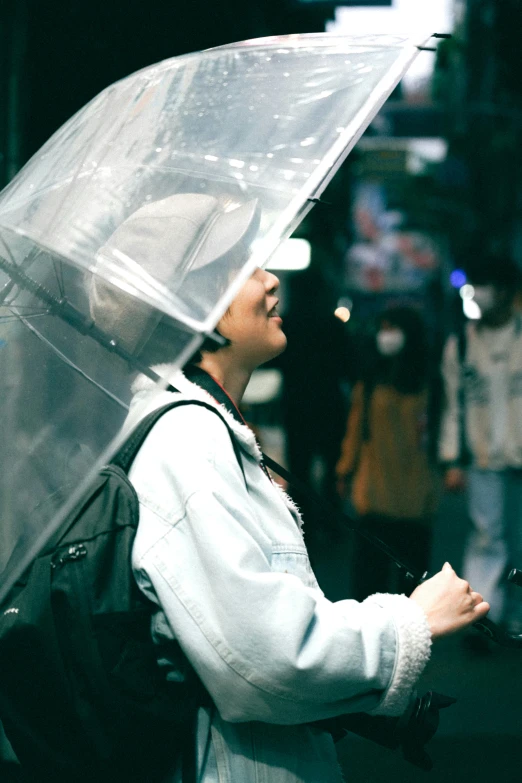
336, 305, 437, 599
439, 257, 522, 635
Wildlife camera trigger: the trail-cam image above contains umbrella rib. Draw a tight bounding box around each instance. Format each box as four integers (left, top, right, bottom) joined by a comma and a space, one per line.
0, 307, 49, 316
0, 253, 176, 386
13, 310, 129, 411
0, 314, 48, 323
52, 258, 65, 298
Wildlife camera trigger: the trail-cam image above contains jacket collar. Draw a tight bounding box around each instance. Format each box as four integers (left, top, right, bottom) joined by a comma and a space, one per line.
183, 365, 247, 428
131, 363, 305, 531
131, 363, 263, 463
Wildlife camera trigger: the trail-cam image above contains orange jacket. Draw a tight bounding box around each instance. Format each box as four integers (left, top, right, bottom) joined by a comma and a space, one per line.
336, 382, 437, 521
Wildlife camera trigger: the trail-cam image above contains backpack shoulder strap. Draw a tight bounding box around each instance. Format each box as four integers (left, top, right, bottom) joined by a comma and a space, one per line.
112, 400, 246, 484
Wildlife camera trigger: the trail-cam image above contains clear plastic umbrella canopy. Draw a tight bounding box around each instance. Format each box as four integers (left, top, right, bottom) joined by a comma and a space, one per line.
0, 32, 424, 596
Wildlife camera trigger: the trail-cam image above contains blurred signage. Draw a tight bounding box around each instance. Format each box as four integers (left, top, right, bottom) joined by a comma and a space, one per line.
345, 177, 441, 294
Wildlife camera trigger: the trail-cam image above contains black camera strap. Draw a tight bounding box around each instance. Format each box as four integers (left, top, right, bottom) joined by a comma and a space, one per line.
182, 366, 516, 648
184, 366, 421, 576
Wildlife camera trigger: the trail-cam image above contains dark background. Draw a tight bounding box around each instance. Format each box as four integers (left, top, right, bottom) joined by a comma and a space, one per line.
1, 0, 338, 171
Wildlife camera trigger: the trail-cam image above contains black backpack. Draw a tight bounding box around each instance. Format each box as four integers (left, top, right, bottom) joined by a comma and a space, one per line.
0, 371, 454, 781
0, 398, 241, 783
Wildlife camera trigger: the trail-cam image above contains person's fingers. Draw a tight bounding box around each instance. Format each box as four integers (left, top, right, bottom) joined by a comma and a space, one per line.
470, 591, 483, 606
472, 601, 490, 619
443, 561, 455, 573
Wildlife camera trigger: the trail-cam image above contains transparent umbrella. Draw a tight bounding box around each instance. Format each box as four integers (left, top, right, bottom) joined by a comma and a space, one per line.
0, 32, 428, 599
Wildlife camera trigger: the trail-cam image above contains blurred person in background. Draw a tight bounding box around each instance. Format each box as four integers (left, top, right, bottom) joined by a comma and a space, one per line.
439, 257, 522, 638
336, 305, 437, 600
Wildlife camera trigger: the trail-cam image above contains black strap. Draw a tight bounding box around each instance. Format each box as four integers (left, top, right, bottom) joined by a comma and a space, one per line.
262, 451, 427, 582
183, 366, 273, 481
119, 370, 421, 583
183, 365, 245, 426
112, 399, 246, 484
175, 368, 426, 580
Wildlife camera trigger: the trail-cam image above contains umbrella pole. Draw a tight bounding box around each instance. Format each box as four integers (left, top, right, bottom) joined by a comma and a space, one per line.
0, 252, 222, 384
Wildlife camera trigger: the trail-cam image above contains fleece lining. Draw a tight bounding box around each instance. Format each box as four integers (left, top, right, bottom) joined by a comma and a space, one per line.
131, 365, 305, 528
364, 592, 432, 716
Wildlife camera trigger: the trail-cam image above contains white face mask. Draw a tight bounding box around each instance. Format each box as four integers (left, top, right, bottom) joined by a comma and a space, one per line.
376, 328, 405, 356
472, 285, 496, 314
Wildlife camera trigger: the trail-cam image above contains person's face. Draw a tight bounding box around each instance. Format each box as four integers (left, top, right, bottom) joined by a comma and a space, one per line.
376, 319, 405, 356
472, 282, 513, 323
472, 284, 497, 315
217, 268, 287, 369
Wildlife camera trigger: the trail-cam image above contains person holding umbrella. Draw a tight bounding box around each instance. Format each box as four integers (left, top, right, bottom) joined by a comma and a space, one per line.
89, 194, 491, 782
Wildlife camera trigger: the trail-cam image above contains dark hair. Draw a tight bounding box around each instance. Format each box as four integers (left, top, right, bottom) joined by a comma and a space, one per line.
184, 329, 231, 367
365, 305, 428, 395
135, 317, 231, 368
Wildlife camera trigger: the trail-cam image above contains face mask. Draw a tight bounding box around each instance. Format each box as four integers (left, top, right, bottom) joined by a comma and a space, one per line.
472, 285, 496, 314
376, 328, 405, 356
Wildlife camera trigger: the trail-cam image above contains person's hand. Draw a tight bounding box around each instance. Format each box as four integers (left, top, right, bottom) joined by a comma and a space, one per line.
444, 467, 466, 492
409, 562, 489, 639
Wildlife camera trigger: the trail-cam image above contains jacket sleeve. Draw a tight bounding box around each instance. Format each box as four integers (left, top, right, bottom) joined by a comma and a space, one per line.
131, 406, 431, 725
438, 335, 462, 465
335, 381, 364, 477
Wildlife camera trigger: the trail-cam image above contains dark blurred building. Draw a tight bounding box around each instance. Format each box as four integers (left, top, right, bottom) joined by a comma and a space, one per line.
0, 0, 343, 186
435, 0, 522, 268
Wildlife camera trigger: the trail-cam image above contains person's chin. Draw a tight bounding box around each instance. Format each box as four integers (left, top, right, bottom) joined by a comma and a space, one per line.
272, 332, 287, 358
257, 335, 287, 366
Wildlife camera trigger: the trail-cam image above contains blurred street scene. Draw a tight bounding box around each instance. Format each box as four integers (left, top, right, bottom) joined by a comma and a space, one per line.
2, 0, 522, 780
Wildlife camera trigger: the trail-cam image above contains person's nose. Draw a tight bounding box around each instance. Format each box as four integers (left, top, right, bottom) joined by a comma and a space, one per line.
262, 269, 280, 294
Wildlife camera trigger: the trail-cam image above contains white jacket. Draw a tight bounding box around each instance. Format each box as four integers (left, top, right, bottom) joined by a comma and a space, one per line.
128, 367, 432, 783
439, 316, 522, 469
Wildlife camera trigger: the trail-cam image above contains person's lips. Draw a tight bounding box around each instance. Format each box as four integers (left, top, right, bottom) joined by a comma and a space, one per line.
267, 300, 280, 318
